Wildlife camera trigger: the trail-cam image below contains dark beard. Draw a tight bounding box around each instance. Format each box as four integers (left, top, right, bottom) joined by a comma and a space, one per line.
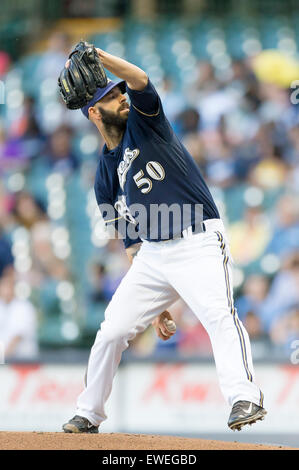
98, 107, 128, 134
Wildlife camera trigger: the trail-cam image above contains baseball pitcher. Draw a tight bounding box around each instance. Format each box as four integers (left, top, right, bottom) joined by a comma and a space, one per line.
58, 42, 266, 433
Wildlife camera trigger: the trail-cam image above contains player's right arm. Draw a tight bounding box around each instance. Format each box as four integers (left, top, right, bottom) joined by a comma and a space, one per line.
96, 48, 148, 91
96, 49, 167, 125
125, 242, 142, 264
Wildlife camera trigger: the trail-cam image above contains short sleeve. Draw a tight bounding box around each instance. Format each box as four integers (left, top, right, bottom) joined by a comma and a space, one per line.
126, 79, 173, 142
126, 79, 163, 118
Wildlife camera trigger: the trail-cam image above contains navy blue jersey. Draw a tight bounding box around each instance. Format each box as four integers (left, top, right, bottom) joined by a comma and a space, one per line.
94, 79, 219, 248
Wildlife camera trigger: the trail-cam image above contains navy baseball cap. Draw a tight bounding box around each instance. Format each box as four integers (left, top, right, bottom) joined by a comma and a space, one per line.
81, 79, 127, 119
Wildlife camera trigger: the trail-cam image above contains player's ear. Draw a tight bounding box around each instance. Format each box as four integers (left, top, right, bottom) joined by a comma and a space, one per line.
89, 106, 102, 123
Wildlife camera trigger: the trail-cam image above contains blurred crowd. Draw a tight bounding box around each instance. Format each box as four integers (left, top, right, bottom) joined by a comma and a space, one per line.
0, 30, 299, 361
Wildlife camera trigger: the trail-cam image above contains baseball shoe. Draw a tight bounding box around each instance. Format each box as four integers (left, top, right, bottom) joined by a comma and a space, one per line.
62, 415, 99, 433
228, 400, 267, 431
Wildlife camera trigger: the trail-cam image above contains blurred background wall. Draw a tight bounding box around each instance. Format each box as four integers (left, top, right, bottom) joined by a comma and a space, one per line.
0, 0, 298, 447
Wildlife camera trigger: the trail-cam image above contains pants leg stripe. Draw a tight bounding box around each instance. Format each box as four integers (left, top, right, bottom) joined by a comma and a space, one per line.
259, 390, 264, 407
215, 231, 253, 383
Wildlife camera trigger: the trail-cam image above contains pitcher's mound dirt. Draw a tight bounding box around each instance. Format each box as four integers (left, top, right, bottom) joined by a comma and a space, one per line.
0, 432, 295, 450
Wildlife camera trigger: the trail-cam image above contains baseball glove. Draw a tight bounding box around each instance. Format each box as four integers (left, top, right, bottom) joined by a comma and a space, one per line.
58, 41, 108, 109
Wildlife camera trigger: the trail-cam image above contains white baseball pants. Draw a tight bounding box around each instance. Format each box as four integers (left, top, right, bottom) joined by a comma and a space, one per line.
76, 218, 264, 426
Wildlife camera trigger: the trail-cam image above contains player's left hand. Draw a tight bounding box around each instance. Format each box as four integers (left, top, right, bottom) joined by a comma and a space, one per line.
152, 311, 176, 341
58, 41, 108, 110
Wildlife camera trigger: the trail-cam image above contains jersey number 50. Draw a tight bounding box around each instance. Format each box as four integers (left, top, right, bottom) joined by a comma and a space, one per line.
133, 161, 165, 194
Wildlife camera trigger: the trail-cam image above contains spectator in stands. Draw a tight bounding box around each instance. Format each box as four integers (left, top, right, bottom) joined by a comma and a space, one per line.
230, 60, 260, 105
249, 145, 288, 190
269, 305, 299, 353
11, 191, 47, 230
228, 205, 271, 266
30, 221, 70, 284
177, 108, 204, 166
10, 190, 71, 292
34, 32, 71, 82
187, 61, 239, 130
173, 300, 213, 356
187, 61, 220, 100
0, 121, 28, 171
2, 94, 45, 171
8, 95, 44, 159
260, 251, 299, 334
203, 129, 238, 188
265, 193, 299, 257
0, 270, 38, 361
158, 76, 185, 126
176, 108, 200, 136
45, 125, 78, 176
87, 260, 106, 303
235, 274, 269, 340
99, 239, 130, 301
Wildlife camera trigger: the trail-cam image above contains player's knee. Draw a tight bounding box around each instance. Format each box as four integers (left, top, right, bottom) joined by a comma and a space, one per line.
99, 322, 134, 345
